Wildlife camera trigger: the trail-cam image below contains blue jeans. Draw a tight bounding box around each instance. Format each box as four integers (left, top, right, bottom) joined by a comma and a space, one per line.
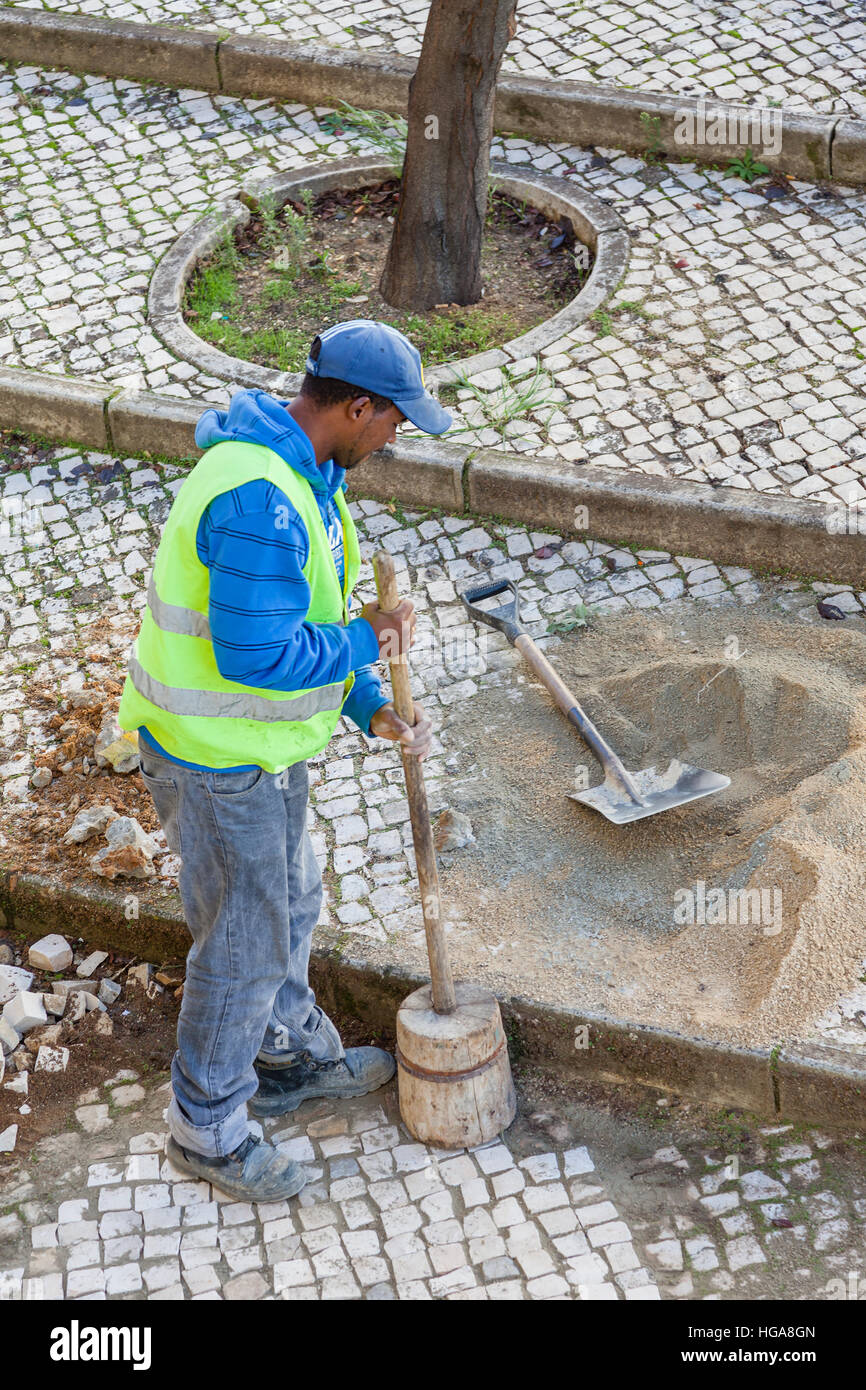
138, 744, 345, 1158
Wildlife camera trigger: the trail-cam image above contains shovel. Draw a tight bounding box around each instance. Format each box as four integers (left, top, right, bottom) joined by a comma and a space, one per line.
461, 578, 730, 825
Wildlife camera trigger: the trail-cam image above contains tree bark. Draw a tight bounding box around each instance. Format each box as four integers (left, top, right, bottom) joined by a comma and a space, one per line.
378, 0, 518, 311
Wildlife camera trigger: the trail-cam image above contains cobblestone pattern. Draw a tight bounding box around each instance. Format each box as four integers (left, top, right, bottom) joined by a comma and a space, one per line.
1, 440, 864, 919
0, 1087, 654, 1302
628, 1125, 864, 1299
1, 63, 866, 507
1, 1074, 861, 1300
12, 0, 866, 116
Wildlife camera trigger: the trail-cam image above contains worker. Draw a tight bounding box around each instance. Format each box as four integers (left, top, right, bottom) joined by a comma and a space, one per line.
118, 320, 452, 1201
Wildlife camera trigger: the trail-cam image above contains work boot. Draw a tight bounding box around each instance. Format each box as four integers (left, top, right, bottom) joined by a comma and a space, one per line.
166, 1132, 307, 1202
248, 1047, 396, 1118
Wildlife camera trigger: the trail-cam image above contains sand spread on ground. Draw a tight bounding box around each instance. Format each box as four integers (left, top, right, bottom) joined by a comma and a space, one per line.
421, 599, 866, 1049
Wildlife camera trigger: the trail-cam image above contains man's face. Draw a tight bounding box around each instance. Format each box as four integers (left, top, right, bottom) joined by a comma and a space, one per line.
336, 399, 407, 471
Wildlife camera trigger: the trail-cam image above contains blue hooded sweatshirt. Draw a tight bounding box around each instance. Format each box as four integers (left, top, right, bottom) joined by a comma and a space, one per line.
137, 389, 390, 772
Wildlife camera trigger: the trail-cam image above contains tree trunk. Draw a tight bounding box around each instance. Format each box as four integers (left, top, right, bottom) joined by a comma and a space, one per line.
378, 0, 518, 311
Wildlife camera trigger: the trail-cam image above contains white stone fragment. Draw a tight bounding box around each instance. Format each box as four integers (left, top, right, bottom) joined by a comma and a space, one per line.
98, 978, 121, 1005
63, 803, 119, 844
35, 1045, 69, 1073
0, 1124, 17, 1153
0, 1017, 20, 1055
53, 980, 99, 997
0, 964, 34, 1006
3, 990, 48, 1034
76, 950, 109, 978
28, 935, 73, 972
94, 711, 141, 772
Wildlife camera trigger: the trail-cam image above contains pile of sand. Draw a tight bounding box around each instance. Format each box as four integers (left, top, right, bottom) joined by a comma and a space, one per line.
431, 600, 866, 1049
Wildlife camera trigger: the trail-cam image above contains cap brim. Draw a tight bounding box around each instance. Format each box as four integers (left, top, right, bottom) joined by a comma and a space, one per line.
394, 390, 453, 436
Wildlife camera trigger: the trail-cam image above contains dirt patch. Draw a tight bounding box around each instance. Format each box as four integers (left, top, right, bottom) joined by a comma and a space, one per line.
425, 600, 866, 1049
0, 984, 179, 1167
0, 961, 395, 1169
183, 178, 591, 371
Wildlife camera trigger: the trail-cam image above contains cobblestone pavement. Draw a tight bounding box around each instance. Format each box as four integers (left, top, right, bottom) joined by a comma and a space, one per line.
13, 0, 866, 116
2, 1062, 865, 1300
1, 438, 864, 960
2, 63, 866, 507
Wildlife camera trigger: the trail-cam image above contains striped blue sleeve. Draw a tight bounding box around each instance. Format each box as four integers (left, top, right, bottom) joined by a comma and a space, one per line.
197, 480, 379, 691
341, 587, 391, 737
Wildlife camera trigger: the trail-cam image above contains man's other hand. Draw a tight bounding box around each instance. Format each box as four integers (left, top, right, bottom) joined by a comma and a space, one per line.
369, 701, 433, 760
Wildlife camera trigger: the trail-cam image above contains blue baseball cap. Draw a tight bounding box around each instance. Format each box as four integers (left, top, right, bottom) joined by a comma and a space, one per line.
305, 319, 452, 435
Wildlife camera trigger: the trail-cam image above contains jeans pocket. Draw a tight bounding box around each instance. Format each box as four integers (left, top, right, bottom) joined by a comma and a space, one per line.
205, 766, 266, 798
139, 769, 182, 856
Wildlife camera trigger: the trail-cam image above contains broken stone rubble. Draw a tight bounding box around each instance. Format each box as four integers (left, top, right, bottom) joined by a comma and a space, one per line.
3, 991, 48, 1035
434, 807, 476, 852
89, 815, 163, 881
0, 932, 126, 1083
94, 709, 141, 773
34, 1045, 69, 1073
0, 964, 34, 1006
0, 1018, 19, 1056
62, 803, 118, 844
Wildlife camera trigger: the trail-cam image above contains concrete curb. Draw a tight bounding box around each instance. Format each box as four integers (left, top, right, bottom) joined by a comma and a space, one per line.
831, 118, 866, 185
465, 447, 866, 585
148, 155, 629, 393
1, 868, 862, 1127
0, 365, 110, 450
0, 7, 219, 90
0, 6, 863, 186
146, 199, 299, 396
0, 363, 864, 584
107, 390, 205, 462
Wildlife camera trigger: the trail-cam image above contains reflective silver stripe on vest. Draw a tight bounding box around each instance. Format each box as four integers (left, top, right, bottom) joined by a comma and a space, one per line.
128, 656, 345, 722
147, 575, 212, 640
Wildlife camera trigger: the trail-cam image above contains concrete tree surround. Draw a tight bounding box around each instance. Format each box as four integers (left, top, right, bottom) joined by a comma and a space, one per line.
146, 156, 631, 396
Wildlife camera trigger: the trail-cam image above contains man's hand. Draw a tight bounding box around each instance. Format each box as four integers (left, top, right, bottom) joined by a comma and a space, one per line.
369, 701, 433, 760
360, 598, 416, 661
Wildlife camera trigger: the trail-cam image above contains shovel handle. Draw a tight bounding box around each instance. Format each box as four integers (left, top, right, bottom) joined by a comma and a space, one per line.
373, 551, 456, 1015
514, 633, 647, 806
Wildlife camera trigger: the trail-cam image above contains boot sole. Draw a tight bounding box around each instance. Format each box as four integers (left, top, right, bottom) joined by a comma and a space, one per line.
165, 1137, 307, 1203
248, 1064, 396, 1119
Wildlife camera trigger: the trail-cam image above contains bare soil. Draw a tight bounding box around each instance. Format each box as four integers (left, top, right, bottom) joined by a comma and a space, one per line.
0, 953, 395, 1169
183, 178, 591, 368
0, 984, 179, 1165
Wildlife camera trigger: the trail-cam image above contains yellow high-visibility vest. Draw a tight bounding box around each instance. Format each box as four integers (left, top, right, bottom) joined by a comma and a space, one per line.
118, 440, 362, 771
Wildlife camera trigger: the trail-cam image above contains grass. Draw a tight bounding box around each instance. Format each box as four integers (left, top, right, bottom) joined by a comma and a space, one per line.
443, 360, 563, 441
318, 99, 408, 173
639, 110, 665, 164
591, 299, 655, 337
707, 1108, 754, 1154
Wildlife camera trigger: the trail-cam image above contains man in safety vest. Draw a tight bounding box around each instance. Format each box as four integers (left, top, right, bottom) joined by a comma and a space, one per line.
118, 320, 452, 1201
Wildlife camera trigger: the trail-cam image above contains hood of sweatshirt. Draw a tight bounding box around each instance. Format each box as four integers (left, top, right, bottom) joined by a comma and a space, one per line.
194, 389, 346, 502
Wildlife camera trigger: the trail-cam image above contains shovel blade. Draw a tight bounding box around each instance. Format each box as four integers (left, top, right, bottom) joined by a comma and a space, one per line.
568, 760, 731, 825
